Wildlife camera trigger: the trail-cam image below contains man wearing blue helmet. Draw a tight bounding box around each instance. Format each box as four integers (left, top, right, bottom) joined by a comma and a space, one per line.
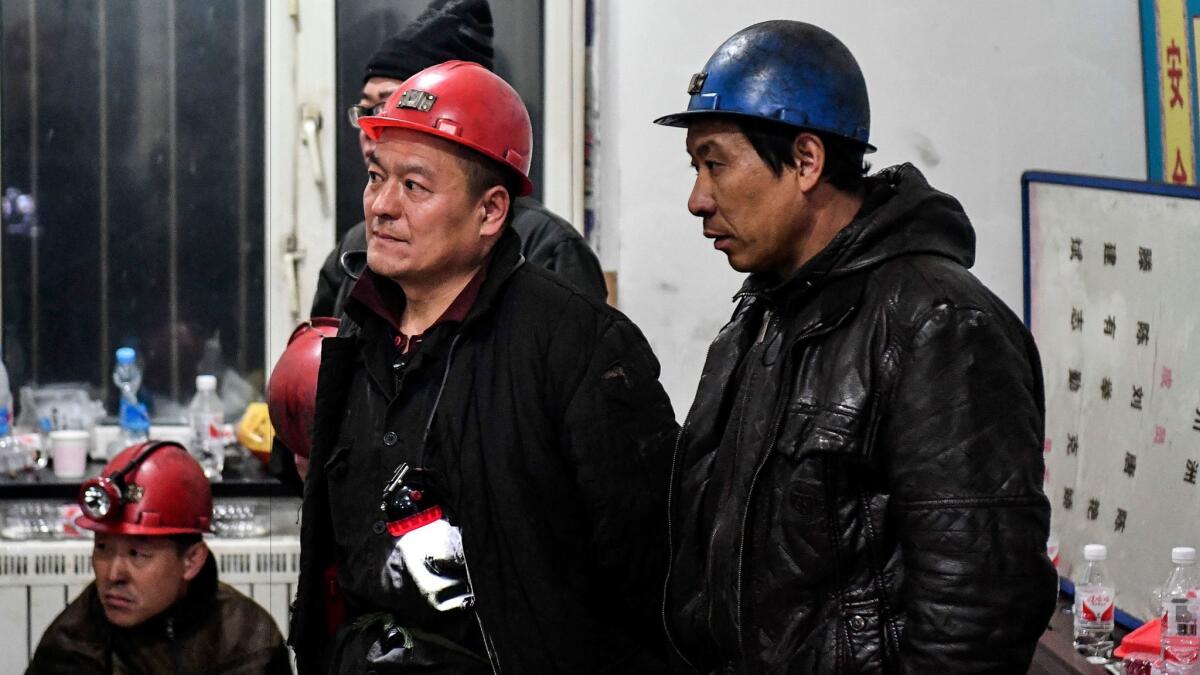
656, 20, 1055, 672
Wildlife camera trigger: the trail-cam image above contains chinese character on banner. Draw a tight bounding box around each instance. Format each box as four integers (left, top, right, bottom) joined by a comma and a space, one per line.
1070, 308, 1084, 331
1162, 367, 1173, 389
1155, 425, 1167, 445
1063, 487, 1074, 510
1069, 369, 1082, 392
1193, 407, 1200, 432
1124, 452, 1137, 477
1101, 377, 1113, 400
1114, 508, 1127, 533
1104, 316, 1117, 338
1070, 238, 1083, 261
1137, 322, 1151, 346
1087, 498, 1100, 520
1138, 247, 1153, 271
1067, 434, 1079, 455
1168, 39, 1186, 107
1174, 147, 1191, 184
1131, 385, 1144, 410
1185, 460, 1198, 485
1104, 243, 1117, 265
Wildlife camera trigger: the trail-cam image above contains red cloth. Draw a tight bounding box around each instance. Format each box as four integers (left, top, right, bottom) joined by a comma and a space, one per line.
1114, 617, 1161, 658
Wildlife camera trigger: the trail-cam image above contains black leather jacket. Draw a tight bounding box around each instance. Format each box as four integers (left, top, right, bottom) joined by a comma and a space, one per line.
664, 165, 1056, 674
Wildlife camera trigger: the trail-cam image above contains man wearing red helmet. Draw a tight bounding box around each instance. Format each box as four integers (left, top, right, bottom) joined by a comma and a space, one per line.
288, 61, 676, 673
28, 442, 290, 674
310, 0, 607, 319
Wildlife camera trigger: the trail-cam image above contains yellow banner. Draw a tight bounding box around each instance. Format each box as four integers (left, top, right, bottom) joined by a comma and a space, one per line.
1156, 0, 1195, 184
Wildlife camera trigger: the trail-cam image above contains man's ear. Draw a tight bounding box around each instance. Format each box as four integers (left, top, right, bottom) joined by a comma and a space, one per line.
478, 185, 511, 238
793, 132, 826, 193
181, 541, 209, 582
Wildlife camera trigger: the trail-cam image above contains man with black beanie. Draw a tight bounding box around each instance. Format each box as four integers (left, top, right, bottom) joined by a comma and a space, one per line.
311, 0, 607, 318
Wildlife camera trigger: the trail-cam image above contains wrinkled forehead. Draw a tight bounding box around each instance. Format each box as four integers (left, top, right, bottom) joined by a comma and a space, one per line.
685, 117, 749, 156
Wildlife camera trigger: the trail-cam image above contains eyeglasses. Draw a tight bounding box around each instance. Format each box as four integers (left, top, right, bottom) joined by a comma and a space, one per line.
347, 101, 387, 129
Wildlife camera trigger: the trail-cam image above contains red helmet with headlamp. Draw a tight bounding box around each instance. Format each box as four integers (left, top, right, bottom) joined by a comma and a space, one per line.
76, 441, 212, 536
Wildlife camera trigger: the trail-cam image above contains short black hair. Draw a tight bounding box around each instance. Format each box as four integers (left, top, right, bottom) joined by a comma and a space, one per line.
736, 117, 869, 193
168, 533, 203, 553
449, 146, 521, 229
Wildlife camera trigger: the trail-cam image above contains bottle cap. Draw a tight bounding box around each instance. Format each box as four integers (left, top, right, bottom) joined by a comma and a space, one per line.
1172, 547, 1197, 565
1084, 544, 1107, 561
196, 375, 217, 392
115, 347, 136, 365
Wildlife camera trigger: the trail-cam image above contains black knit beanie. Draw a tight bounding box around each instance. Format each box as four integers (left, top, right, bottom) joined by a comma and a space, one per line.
363, 0, 494, 83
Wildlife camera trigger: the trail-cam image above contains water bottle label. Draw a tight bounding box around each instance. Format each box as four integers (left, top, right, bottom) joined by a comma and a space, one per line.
1163, 594, 1200, 637
1076, 584, 1115, 622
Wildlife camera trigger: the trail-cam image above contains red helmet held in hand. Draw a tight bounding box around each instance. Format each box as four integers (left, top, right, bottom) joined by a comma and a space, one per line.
267, 317, 340, 460
358, 60, 534, 196
77, 441, 213, 535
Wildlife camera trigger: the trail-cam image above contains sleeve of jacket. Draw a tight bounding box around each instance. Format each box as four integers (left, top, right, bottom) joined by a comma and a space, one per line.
881, 303, 1056, 673
560, 316, 679, 661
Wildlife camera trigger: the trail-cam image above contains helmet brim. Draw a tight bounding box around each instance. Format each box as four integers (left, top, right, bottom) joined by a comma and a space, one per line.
76, 515, 209, 536
359, 117, 534, 196
652, 109, 877, 154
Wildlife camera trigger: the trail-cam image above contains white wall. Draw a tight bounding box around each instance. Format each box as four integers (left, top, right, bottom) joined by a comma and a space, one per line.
593, 1, 1147, 411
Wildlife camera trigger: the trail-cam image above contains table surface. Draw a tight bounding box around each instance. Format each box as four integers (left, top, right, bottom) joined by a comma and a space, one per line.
0, 453, 295, 499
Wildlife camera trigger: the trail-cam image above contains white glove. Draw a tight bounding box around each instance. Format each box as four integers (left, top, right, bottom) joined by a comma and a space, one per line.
396, 517, 473, 611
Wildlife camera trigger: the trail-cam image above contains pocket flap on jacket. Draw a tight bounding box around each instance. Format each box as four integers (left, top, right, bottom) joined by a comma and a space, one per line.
786, 404, 868, 462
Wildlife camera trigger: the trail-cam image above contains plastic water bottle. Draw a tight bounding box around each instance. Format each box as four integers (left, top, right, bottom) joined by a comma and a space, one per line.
0, 347, 12, 437
1074, 544, 1116, 661
110, 348, 149, 456
188, 375, 224, 480
1161, 547, 1200, 672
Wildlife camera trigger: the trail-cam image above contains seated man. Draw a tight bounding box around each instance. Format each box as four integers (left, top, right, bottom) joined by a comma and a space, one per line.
28, 441, 290, 674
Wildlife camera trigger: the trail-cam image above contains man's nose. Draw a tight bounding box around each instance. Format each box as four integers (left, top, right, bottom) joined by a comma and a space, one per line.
105, 555, 130, 582
366, 178, 402, 221
688, 176, 716, 218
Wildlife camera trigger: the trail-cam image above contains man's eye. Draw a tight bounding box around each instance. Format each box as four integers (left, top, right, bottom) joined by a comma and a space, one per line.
367, 171, 382, 183
404, 179, 422, 191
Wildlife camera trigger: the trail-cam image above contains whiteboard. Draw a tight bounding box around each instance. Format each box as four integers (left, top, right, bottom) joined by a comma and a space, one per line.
1025, 172, 1200, 624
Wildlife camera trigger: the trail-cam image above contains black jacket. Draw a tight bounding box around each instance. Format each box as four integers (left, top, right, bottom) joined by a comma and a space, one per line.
27, 555, 290, 675
290, 227, 678, 673
664, 165, 1056, 673
311, 196, 608, 318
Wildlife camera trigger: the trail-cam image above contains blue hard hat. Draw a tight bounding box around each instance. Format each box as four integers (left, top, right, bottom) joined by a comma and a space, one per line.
654, 20, 875, 153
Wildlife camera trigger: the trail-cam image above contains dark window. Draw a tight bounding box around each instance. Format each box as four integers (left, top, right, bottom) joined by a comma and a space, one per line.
1, 0, 265, 413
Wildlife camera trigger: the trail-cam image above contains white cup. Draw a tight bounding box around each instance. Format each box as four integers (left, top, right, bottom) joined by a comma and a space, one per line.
49, 430, 90, 478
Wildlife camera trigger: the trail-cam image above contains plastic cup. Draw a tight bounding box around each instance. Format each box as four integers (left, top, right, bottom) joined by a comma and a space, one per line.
49, 430, 90, 478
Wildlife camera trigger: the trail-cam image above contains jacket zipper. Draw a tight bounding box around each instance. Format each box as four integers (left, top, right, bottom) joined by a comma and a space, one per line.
462, 553, 502, 674
425, 332, 501, 674
733, 307, 781, 651
166, 616, 182, 673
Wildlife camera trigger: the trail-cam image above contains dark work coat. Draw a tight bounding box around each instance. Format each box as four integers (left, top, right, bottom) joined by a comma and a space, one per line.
27, 555, 290, 675
290, 227, 678, 674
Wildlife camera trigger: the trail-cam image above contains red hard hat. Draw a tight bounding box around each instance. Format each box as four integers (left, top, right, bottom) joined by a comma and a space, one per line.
77, 441, 212, 535
358, 60, 534, 196
267, 317, 340, 459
